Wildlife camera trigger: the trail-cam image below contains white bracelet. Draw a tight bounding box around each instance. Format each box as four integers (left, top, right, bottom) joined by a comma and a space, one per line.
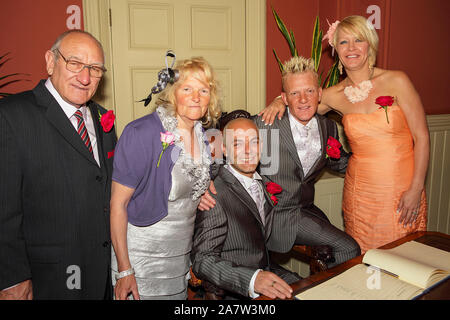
115, 267, 135, 280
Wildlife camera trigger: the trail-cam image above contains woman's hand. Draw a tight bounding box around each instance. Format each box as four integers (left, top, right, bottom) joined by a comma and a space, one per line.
393, 70, 429, 229
397, 188, 422, 227
114, 274, 140, 300
198, 181, 217, 211
257, 96, 286, 125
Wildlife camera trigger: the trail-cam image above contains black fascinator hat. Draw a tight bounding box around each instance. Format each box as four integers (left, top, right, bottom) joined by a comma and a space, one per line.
140, 50, 180, 106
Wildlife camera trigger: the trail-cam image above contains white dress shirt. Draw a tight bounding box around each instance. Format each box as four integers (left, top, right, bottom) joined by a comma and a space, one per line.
224, 164, 264, 298
288, 109, 321, 176
45, 79, 100, 166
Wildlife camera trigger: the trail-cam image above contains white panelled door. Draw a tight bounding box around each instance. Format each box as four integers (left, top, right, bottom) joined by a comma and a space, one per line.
109, 0, 246, 134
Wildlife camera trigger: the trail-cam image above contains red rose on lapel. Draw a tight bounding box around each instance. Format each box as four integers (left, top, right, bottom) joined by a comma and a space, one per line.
326, 136, 341, 159
266, 182, 282, 205
266, 182, 282, 195
100, 110, 115, 132
270, 195, 278, 206
326, 146, 341, 159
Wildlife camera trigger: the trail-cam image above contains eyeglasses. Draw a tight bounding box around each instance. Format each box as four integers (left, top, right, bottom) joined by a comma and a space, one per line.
55, 49, 107, 78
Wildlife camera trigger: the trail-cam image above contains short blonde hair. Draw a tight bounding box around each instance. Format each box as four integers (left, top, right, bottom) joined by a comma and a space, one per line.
332, 15, 379, 68
156, 57, 221, 128
281, 56, 318, 91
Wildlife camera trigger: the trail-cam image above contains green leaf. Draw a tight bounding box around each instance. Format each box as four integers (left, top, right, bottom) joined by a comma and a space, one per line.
0, 79, 22, 89
315, 30, 323, 71
0, 52, 11, 63
0, 73, 21, 82
324, 58, 340, 88
272, 7, 297, 57
273, 49, 284, 73
0, 55, 12, 70
318, 70, 325, 87
311, 16, 322, 71
290, 30, 298, 56
311, 16, 320, 58
0, 53, 30, 98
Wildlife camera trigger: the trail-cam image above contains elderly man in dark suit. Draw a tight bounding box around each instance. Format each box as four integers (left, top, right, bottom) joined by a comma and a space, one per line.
199, 56, 360, 268
0, 30, 116, 299
192, 118, 300, 299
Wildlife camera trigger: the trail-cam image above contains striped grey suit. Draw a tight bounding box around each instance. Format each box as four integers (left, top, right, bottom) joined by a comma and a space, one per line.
191, 166, 300, 298
253, 113, 360, 266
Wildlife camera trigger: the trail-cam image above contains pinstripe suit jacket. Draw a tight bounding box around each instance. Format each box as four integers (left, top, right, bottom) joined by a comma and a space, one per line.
253, 112, 349, 253
191, 166, 300, 298
0, 80, 117, 298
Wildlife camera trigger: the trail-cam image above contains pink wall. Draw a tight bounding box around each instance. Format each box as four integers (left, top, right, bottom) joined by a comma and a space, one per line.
2, 1, 449, 115
0, 0, 84, 95
267, 0, 450, 115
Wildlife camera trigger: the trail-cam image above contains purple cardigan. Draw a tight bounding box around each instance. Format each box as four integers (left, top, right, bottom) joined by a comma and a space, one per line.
112, 112, 182, 226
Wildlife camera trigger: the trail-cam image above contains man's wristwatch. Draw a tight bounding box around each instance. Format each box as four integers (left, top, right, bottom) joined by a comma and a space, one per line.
115, 267, 135, 280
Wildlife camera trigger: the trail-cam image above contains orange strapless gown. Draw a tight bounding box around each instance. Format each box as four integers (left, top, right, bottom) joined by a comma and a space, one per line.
342, 106, 427, 253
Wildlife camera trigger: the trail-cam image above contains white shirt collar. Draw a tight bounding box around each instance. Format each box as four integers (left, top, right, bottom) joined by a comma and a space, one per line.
45, 78, 86, 118
224, 164, 262, 190
287, 108, 318, 131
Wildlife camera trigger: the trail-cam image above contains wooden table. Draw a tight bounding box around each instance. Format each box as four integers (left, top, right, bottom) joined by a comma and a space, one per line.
257, 231, 450, 300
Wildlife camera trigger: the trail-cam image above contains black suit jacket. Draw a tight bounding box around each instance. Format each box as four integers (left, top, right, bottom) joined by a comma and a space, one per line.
0, 80, 117, 299
191, 166, 300, 298
253, 113, 349, 253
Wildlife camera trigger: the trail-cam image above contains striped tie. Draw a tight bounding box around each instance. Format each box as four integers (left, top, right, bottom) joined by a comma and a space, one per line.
249, 180, 266, 226
74, 109, 93, 154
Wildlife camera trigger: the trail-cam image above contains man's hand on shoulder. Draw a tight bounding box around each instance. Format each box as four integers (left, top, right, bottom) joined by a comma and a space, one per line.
0, 280, 33, 300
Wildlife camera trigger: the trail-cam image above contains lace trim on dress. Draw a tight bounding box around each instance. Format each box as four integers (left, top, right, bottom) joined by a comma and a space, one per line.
343, 80, 373, 104
156, 106, 211, 201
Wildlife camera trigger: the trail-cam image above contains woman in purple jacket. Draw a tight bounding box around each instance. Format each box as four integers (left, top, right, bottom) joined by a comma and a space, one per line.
110, 56, 221, 300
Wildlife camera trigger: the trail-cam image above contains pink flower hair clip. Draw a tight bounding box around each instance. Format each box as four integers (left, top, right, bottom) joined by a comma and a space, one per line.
322, 19, 340, 55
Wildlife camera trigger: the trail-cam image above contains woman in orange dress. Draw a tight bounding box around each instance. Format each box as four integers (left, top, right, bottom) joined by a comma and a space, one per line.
260, 15, 429, 253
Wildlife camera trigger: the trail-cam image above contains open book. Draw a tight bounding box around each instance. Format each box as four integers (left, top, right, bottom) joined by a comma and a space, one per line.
296, 240, 450, 300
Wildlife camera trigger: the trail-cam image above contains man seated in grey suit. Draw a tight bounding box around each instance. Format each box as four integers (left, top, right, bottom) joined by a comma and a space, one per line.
192, 118, 301, 299
199, 56, 360, 268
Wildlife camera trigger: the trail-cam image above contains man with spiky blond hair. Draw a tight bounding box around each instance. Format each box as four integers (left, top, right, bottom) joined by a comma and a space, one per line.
199, 56, 360, 270
252, 56, 360, 267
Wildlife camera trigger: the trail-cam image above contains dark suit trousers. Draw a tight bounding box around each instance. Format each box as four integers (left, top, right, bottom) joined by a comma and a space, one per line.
293, 210, 361, 268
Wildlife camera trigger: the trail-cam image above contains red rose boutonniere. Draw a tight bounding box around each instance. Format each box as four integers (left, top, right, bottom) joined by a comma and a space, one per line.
375, 96, 394, 124
326, 136, 341, 159
98, 110, 115, 132
157, 131, 175, 168
266, 182, 282, 205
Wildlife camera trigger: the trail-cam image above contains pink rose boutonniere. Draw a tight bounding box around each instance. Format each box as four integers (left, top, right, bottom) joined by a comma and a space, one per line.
98, 110, 115, 132
266, 182, 282, 205
375, 96, 394, 124
326, 136, 341, 159
157, 131, 175, 168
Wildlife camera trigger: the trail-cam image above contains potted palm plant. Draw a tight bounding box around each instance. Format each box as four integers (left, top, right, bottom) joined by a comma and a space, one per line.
0, 52, 29, 98
271, 8, 340, 88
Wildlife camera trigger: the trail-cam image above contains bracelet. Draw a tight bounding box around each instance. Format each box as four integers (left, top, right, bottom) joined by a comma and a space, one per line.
115, 267, 135, 280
